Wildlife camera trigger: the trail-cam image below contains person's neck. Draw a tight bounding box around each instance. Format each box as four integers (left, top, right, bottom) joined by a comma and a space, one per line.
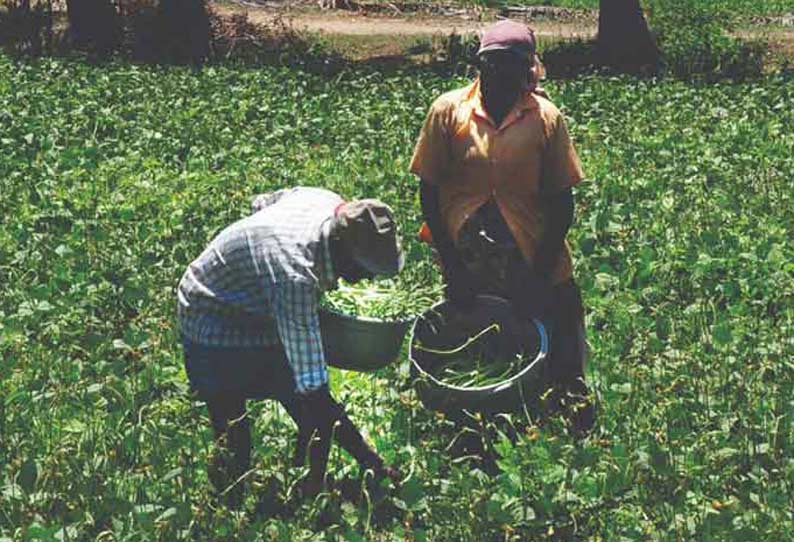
482, 88, 521, 128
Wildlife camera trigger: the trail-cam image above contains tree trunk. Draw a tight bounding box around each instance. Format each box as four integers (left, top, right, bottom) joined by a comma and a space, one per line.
157, 0, 211, 68
598, 0, 659, 72
2, 0, 52, 56
66, 0, 117, 54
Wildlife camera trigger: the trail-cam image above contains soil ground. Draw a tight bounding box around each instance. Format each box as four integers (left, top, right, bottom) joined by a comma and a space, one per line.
212, 0, 794, 61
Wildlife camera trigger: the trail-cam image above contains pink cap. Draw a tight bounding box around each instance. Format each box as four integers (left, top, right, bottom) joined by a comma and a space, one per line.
478, 20, 536, 57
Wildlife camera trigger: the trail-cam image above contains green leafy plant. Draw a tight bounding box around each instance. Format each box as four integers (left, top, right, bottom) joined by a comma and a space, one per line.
0, 50, 792, 541
649, 0, 766, 79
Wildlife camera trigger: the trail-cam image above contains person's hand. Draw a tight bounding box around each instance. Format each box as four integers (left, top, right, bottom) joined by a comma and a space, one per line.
373, 463, 402, 487
295, 472, 325, 500
444, 264, 478, 311
361, 461, 402, 503
293, 386, 343, 497
359, 452, 402, 489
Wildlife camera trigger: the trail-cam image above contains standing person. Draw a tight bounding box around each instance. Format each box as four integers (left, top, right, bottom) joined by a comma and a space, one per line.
410, 20, 594, 435
177, 187, 402, 507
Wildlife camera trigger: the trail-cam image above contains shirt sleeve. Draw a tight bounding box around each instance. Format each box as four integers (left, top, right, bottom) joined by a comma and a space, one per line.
251, 189, 292, 214
273, 280, 328, 393
541, 112, 585, 195
409, 100, 452, 185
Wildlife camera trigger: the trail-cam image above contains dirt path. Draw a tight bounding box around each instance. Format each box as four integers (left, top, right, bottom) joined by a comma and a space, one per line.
212, 1, 794, 60
213, 1, 597, 39
281, 14, 594, 38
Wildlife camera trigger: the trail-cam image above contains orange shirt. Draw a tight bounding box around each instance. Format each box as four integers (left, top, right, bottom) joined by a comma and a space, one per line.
410, 79, 584, 285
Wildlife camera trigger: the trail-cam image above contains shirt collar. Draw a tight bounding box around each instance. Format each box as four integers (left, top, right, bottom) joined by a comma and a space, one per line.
467, 78, 538, 131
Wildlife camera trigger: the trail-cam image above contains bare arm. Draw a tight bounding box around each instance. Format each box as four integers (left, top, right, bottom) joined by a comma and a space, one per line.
419, 180, 466, 271
534, 188, 574, 278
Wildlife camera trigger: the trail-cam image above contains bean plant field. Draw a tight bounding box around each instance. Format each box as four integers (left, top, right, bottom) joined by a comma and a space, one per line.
1, 52, 793, 541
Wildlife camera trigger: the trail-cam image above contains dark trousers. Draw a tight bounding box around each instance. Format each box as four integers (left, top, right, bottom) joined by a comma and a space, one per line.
546, 279, 588, 390
182, 339, 307, 503
454, 209, 588, 388
181, 338, 382, 505
443, 281, 592, 472
452, 227, 593, 444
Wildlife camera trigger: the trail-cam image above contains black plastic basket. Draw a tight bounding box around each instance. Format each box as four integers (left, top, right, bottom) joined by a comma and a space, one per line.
409, 295, 550, 414
320, 307, 412, 372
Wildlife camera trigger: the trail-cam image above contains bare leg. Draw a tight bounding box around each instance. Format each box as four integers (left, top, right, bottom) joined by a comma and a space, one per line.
278, 393, 312, 468
279, 389, 392, 493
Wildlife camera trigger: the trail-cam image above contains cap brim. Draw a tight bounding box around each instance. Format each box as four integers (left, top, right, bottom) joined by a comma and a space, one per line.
352, 249, 404, 277
477, 43, 533, 58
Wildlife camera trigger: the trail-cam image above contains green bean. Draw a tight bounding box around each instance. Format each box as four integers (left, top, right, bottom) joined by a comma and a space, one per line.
413, 324, 501, 355
435, 356, 524, 388
416, 324, 535, 388
321, 278, 443, 321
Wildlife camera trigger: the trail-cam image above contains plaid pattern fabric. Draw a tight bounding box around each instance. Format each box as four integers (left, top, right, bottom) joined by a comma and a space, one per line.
177, 187, 341, 392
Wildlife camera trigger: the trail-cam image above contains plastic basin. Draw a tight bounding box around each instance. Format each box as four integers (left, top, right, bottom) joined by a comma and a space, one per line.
320, 307, 412, 372
409, 295, 550, 414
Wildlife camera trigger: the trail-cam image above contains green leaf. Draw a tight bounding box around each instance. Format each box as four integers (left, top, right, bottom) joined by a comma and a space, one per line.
160, 467, 182, 482
155, 507, 177, 523
486, 495, 511, 524
36, 300, 54, 312
714, 447, 739, 459
398, 476, 423, 510
712, 322, 732, 346
767, 244, 784, 266
86, 383, 103, 394
63, 419, 87, 434
112, 339, 130, 350
54, 244, 73, 257
17, 458, 38, 494
611, 382, 632, 395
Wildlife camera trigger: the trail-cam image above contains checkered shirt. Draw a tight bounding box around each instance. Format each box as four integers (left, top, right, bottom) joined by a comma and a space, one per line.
177, 187, 342, 393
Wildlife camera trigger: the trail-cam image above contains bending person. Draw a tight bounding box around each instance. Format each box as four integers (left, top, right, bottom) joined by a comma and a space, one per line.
177, 187, 403, 506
